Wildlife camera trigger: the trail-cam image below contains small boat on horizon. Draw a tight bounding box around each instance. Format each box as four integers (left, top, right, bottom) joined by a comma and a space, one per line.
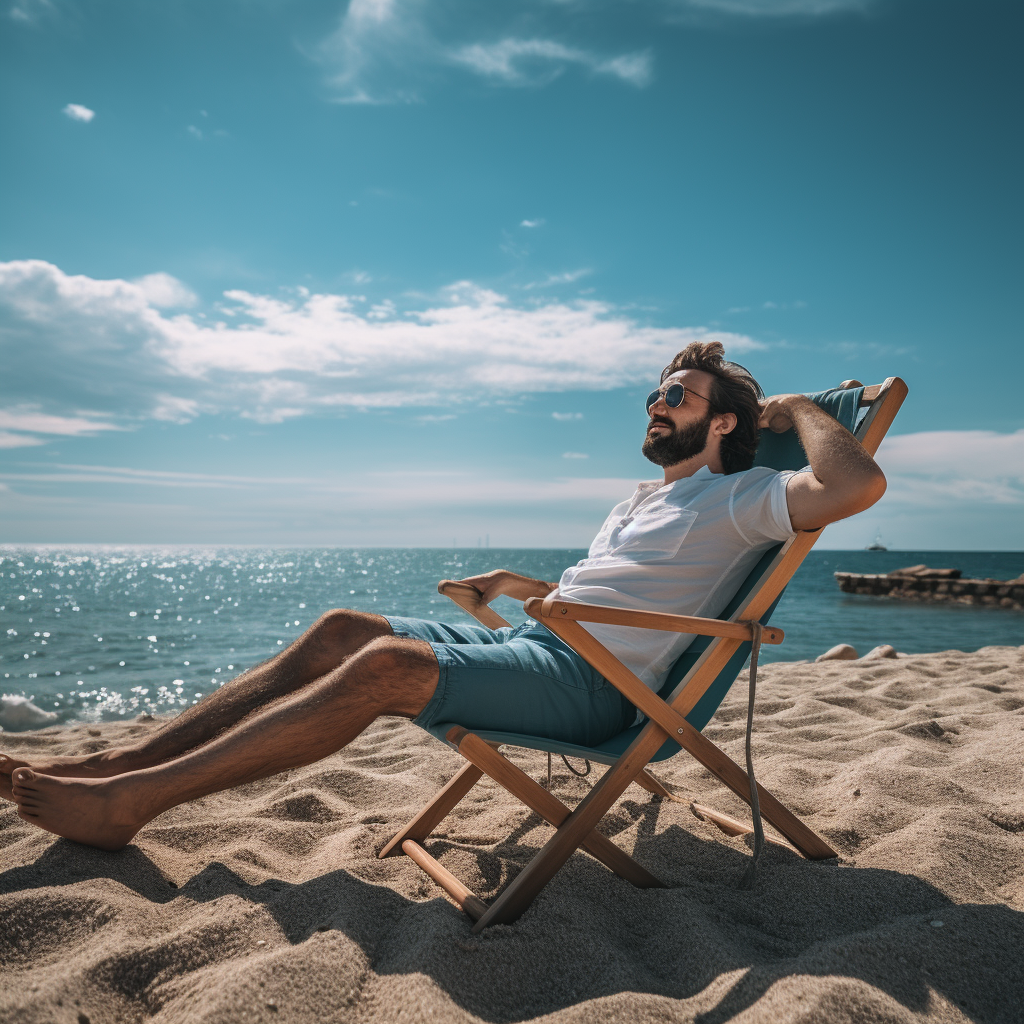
865, 531, 887, 551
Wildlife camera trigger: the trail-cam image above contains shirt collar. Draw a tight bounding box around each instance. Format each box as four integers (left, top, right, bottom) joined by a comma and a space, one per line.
636, 465, 723, 493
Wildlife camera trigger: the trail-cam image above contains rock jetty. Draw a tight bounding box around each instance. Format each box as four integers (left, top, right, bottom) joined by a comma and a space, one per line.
834, 564, 1024, 610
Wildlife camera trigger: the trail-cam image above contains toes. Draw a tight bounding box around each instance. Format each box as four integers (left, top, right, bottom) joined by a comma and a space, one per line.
17, 806, 39, 821
0, 755, 27, 775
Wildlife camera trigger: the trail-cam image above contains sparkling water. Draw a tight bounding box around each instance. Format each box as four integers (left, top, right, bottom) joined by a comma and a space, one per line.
1, 546, 1021, 730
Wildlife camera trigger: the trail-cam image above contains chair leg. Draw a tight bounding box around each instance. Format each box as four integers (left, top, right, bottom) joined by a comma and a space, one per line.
453, 731, 664, 889
690, 802, 751, 837
679, 728, 837, 860
379, 760, 484, 858
400, 840, 490, 921
634, 768, 682, 802
470, 725, 664, 931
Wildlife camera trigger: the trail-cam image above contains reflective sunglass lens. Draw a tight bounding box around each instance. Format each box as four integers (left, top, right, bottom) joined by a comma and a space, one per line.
646, 383, 686, 413
664, 383, 685, 408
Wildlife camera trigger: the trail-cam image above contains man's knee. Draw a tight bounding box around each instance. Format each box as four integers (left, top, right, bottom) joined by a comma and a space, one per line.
311, 608, 392, 652
357, 636, 436, 678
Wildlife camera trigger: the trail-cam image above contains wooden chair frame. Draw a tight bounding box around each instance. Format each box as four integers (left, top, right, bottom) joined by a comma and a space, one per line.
380, 377, 908, 931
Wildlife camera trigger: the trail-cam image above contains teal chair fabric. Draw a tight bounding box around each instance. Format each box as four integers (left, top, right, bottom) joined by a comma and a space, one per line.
428, 386, 865, 762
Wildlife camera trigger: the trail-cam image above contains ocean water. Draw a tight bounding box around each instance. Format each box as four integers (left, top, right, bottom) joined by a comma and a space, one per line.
1, 546, 1021, 730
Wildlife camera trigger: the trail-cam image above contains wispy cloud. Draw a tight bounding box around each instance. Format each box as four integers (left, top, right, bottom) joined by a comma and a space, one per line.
451, 39, 652, 88
315, 0, 430, 105
8, 0, 55, 25
0, 463, 649, 544
1, 461, 638, 507
62, 103, 95, 123
0, 431, 46, 449
524, 269, 592, 291
562, 451, 589, 459
314, 0, 653, 103
0, 406, 123, 449
0, 407, 122, 437
552, 412, 583, 421
520, 219, 545, 229
0, 259, 764, 430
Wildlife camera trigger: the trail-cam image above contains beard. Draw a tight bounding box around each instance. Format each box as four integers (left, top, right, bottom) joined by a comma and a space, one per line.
641, 411, 713, 468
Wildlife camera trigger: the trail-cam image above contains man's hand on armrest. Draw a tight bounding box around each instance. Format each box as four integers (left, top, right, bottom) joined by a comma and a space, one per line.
759, 393, 887, 531
453, 569, 559, 606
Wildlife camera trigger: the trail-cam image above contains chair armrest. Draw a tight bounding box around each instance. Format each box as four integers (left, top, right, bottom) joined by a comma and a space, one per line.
523, 594, 783, 645
437, 580, 513, 630
536, 616, 700, 744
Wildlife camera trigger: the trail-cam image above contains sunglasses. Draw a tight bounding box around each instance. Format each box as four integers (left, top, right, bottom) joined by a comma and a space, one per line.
645, 382, 712, 414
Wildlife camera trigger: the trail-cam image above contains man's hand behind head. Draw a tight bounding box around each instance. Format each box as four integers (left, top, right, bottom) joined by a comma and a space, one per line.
758, 394, 802, 434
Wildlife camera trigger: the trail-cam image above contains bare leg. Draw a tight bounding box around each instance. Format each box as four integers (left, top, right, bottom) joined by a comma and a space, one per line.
11, 636, 439, 850
0, 609, 392, 796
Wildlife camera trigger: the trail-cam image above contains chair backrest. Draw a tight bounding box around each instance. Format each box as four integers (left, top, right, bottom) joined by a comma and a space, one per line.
663, 378, 907, 732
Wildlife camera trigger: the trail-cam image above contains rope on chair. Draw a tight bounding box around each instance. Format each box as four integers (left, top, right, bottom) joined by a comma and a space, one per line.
560, 754, 592, 777
544, 752, 592, 786
739, 621, 765, 890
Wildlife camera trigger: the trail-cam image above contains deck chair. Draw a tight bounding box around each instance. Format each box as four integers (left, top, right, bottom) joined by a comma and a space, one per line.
380, 376, 908, 931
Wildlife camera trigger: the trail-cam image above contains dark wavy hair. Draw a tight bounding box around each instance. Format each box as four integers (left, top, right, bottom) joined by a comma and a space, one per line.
661, 341, 764, 474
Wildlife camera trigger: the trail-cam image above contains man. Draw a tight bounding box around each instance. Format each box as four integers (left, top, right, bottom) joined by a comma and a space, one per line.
1, 342, 885, 850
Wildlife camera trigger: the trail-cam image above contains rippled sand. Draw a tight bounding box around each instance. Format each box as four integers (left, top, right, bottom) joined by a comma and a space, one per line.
2, 646, 1022, 1023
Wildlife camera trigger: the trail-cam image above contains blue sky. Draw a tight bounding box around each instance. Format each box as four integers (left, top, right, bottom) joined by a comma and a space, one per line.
1, 0, 1021, 549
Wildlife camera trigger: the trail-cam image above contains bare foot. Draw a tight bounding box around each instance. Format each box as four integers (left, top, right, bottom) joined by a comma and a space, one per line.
11, 769, 156, 851
0, 747, 147, 787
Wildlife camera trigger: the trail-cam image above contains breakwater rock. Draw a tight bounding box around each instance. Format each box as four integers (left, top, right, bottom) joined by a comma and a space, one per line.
834, 564, 1024, 610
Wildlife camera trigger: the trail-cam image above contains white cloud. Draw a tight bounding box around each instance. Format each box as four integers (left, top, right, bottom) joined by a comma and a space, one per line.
314, 1, 652, 102
0, 259, 765, 426
0, 406, 122, 438
452, 38, 652, 88
876, 430, 1024, 507
552, 412, 583, 421
520, 219, 545, 229
525, 268, 592, 290
315, 0, 424, 104
151, 395, 201, 423
133, 272, 197, 309
562, 452, 589, 459
0, 431, 46, 449
62, 103, 95, 123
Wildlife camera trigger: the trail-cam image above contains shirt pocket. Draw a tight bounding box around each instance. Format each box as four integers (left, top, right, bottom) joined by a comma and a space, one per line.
608, 506, 698, 561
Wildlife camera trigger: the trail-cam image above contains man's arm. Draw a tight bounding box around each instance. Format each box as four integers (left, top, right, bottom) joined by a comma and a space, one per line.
759, 394, 887, 531
453, 569, 559, 605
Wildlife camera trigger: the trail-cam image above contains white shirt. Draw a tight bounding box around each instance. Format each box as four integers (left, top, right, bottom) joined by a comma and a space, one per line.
557, 466, 796, 694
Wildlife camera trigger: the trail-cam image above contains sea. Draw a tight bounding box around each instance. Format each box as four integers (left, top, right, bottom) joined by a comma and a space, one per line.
1, 546, 1022, 730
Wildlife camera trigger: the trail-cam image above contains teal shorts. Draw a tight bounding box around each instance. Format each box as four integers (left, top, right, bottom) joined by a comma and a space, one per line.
385, 616, 636, 747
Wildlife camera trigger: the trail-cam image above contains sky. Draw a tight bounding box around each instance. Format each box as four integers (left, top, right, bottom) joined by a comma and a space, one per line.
1, 0, 1021, 550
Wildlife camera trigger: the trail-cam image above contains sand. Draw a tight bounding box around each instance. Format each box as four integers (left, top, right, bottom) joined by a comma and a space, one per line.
2, 645, 1023, 1024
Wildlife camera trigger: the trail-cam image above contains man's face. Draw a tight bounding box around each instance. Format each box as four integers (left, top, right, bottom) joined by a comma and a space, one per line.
641, 369, 716, 468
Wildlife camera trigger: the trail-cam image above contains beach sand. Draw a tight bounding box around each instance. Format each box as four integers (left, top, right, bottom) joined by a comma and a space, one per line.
2, 645, 1022, 1023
